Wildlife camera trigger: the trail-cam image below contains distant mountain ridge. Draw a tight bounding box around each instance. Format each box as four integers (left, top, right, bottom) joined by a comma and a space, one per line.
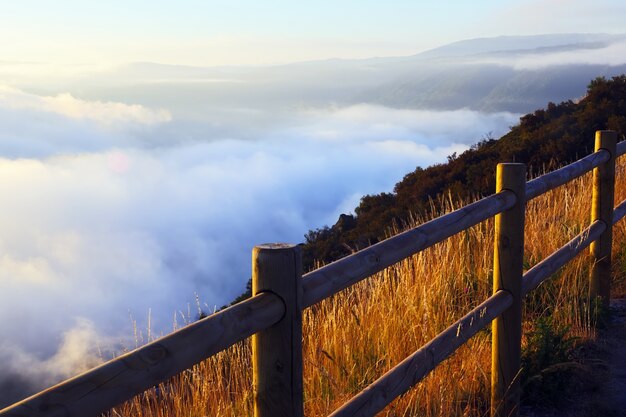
354, 34, 626, 112
414, 33, 626, 59
59, 33, 626, 117
120, 33, 626, 69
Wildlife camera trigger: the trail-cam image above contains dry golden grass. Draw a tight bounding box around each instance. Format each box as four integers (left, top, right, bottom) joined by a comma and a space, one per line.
109, 157, 626, 417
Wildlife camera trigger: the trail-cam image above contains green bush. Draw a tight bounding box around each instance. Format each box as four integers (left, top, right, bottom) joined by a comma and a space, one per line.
522, 317, 577, 380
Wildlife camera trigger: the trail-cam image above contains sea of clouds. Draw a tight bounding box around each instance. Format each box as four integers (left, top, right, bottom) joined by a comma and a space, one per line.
474, 38, 626, 70
0, 85, 519, 405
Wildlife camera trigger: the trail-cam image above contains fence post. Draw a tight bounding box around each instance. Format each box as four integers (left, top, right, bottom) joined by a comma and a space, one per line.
491, 163, 526, 417
590, 130, 617, 313
252, 243, 304, 417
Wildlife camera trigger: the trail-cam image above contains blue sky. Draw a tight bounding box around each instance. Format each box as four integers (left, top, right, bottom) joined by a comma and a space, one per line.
2, 0, 625, 67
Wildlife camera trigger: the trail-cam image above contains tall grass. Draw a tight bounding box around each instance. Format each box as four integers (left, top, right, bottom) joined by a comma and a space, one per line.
109, 157, 626, 417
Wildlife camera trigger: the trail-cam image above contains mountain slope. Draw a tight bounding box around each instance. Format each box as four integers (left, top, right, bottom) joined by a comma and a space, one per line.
302, 75, 626, 268
414, 33, 626, 59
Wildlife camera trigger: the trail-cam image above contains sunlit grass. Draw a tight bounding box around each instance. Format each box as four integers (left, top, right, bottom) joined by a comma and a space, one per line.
108, 157, 626, 417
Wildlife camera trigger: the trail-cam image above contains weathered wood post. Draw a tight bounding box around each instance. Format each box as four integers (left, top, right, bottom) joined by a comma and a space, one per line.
590, 130, 617, 312
252, 243, 304, 417
491, 163, 526, 417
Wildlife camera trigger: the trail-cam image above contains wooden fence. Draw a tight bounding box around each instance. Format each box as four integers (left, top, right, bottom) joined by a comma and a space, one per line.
2, 130, 625, 417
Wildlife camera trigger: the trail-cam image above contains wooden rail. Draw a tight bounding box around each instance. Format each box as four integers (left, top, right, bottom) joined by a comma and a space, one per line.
1, 130, 624, 417
301, 191, 516, 308
328, 291, 514, 417
522, 220, 606, 296
525, 149, 610, 200
0, 293, 285, 417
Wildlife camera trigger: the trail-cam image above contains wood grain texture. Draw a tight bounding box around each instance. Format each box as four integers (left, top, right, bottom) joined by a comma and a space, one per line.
525, 150, 609, 201
590, 131, 617, 309
0, 292, 284, 417
328, 291, 513, 417
522, 221, 605, 296
302, 191, 516, 308
491, 163, 526, 417
252, 244, 303, 417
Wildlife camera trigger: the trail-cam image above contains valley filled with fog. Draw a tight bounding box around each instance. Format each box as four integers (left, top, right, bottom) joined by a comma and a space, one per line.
2, 33, 626, 405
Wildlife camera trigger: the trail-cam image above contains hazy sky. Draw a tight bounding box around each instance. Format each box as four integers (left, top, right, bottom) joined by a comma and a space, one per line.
2, 0, 626, 67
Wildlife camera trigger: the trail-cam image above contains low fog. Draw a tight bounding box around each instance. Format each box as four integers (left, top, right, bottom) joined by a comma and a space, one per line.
0, 85, 518, 406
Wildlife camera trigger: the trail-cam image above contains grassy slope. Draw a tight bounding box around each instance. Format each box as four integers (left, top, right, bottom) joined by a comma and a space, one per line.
110, 154, 626, 417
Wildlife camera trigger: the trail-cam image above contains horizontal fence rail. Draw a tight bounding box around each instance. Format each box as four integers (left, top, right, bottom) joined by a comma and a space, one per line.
0, 293, 284, 417
1, 131, 624, 417
525, 150, 610, 200
302, 191, 517, 308
328, 291, 513, 417
522, 220, 606, 295
617, 138, 626, 157
612, 198, 626, 224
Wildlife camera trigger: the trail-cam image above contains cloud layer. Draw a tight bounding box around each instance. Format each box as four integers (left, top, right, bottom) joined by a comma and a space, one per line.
0, 86, 518, 406
473, 39, 626, 70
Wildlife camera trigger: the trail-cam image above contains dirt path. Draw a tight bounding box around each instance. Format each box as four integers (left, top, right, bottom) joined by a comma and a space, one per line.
604, 298, 626, 415
521, 299, 626, 417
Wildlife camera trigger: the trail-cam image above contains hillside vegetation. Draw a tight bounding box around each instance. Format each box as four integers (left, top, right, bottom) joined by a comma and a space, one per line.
109, 76, 626, 417
303, 76, 626, 270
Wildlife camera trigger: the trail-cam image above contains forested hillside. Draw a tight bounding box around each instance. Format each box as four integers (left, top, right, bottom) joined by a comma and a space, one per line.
302, 75, 626, 269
